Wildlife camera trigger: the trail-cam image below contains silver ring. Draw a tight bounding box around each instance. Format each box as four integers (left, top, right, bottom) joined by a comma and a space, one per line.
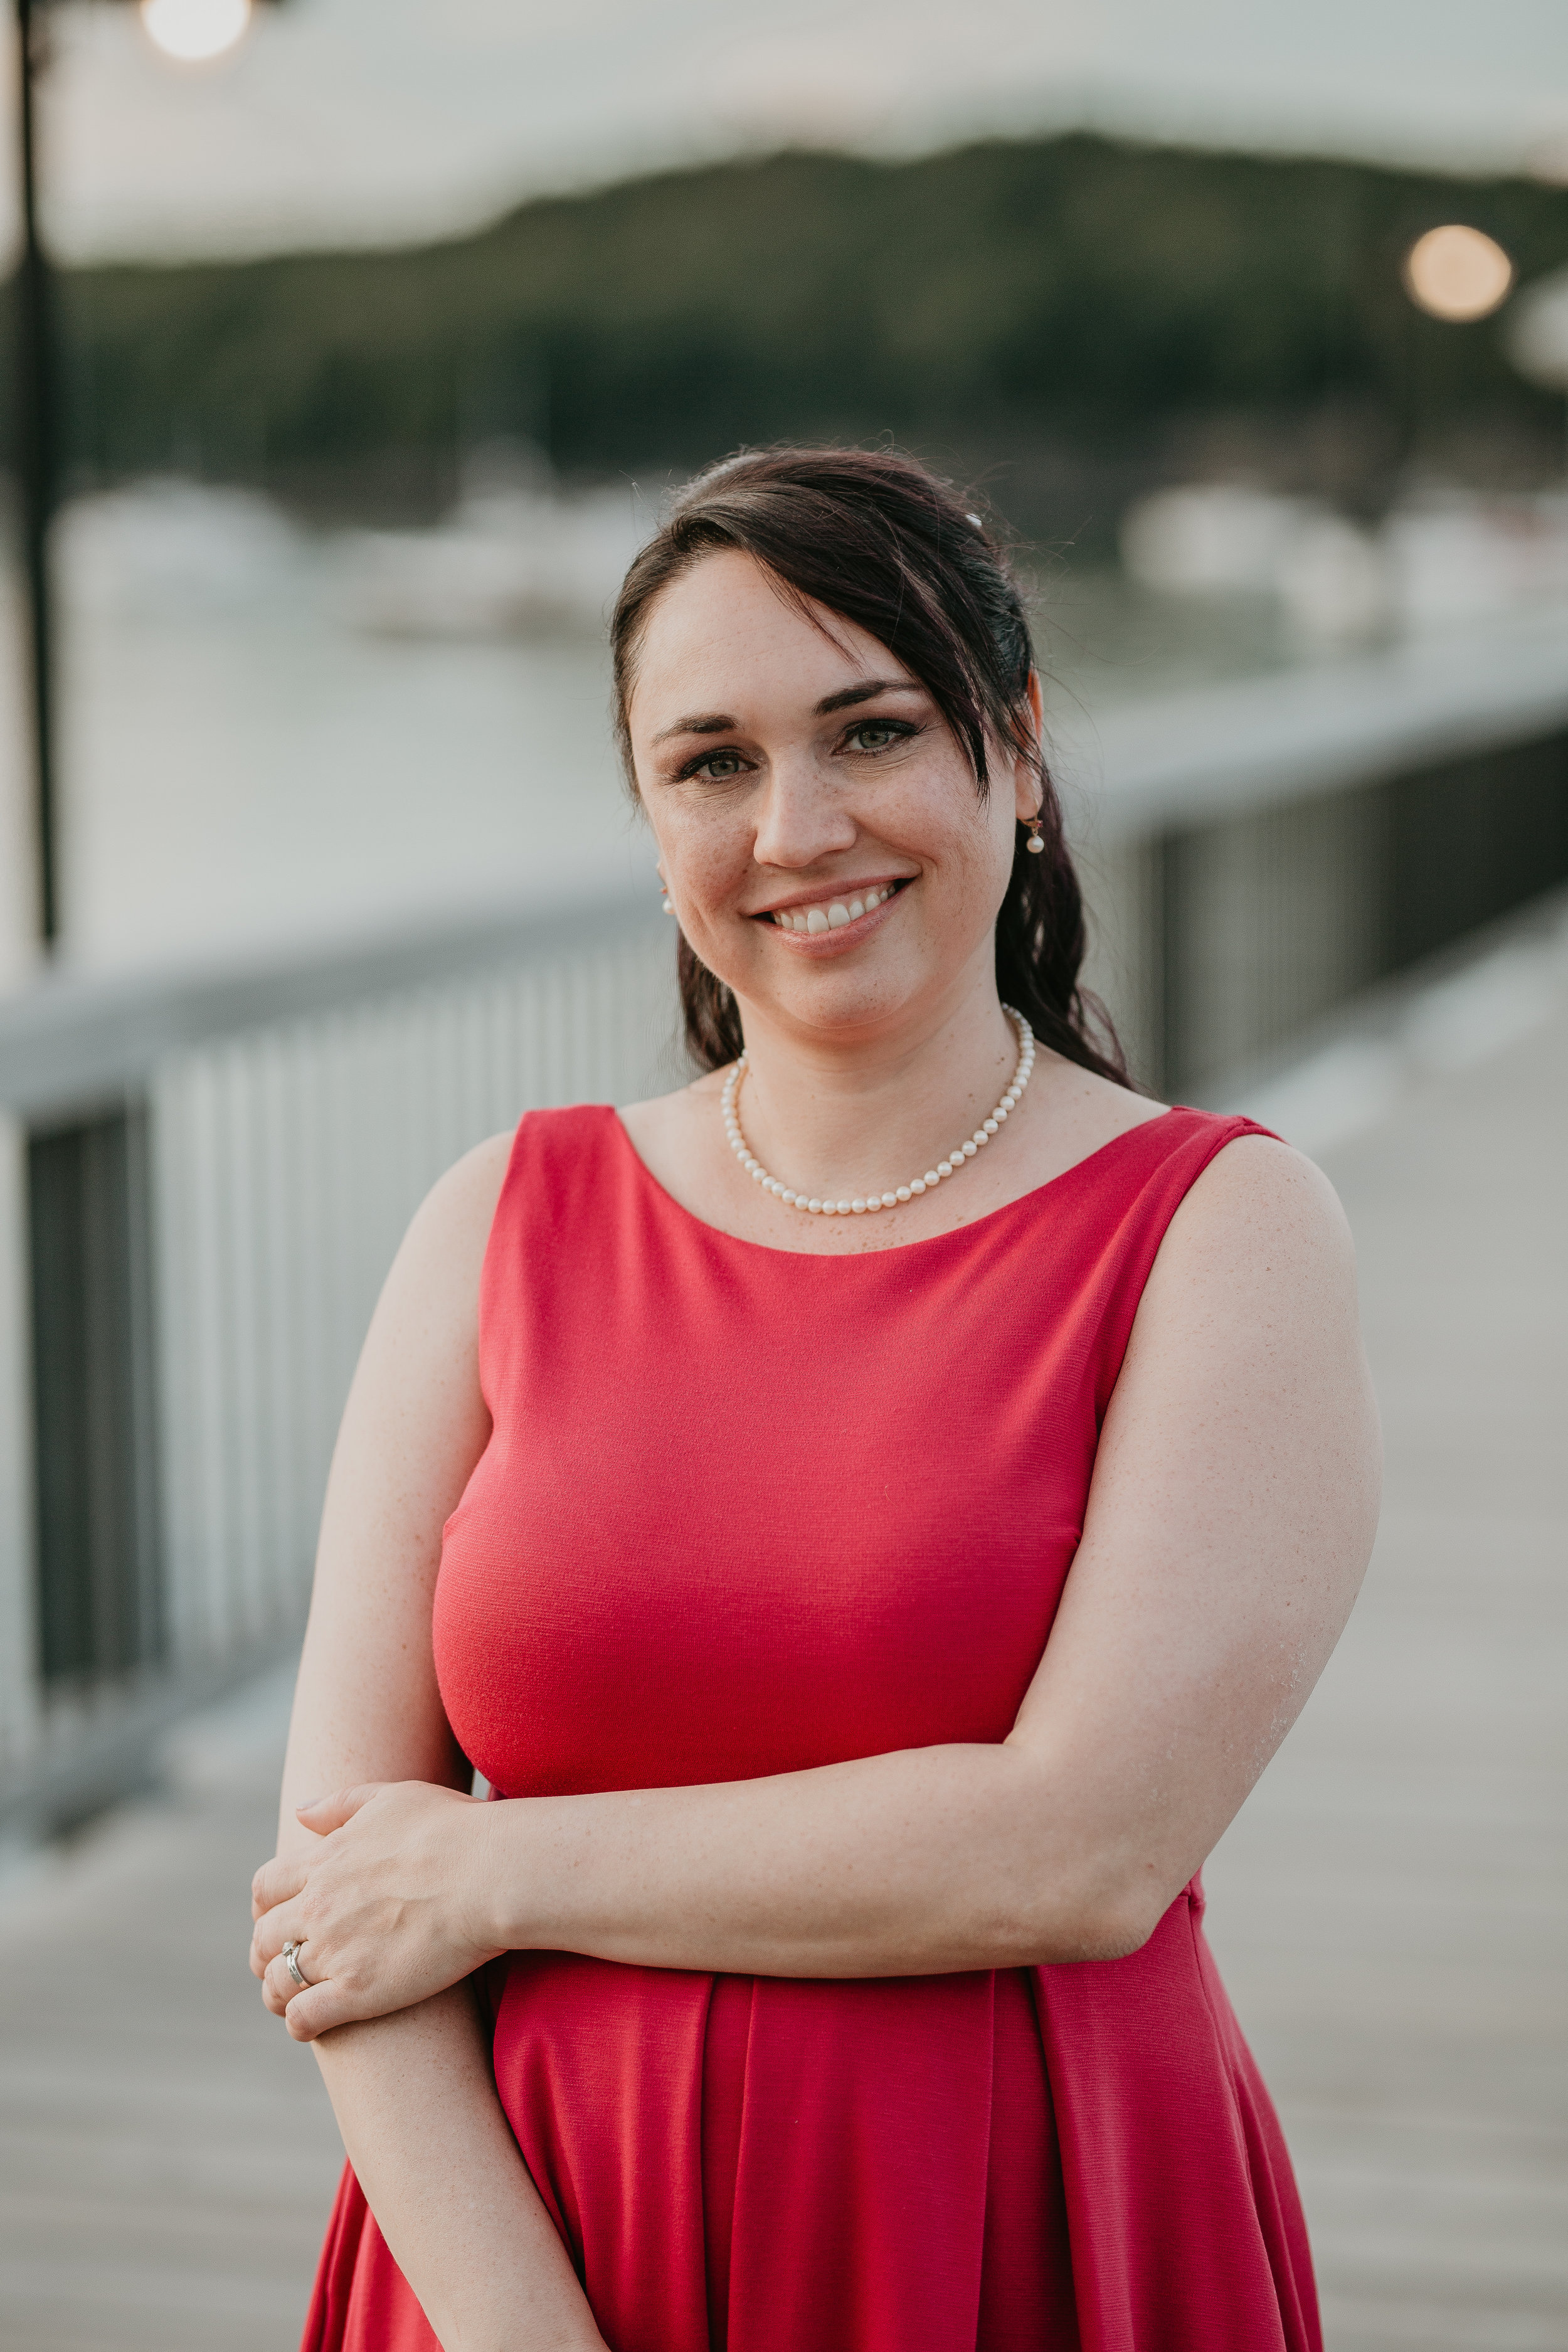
282, 1939, 309, 1989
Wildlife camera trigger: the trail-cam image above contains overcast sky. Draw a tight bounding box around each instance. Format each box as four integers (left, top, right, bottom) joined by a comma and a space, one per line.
22, 0, 1568, 265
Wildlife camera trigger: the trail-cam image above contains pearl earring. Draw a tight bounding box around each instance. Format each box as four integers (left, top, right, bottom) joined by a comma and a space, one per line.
657, 871, 674, 914
1025, 815, 1045, 855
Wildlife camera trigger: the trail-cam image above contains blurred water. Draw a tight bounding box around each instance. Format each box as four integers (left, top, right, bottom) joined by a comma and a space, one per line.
0, 479, 1334, 984
34, 483, 647, 980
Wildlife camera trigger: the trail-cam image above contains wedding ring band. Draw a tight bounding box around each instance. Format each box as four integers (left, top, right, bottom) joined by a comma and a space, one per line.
282, 1939, 309, 1989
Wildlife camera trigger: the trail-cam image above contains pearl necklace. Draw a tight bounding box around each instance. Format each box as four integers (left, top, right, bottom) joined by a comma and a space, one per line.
722, 1007, 1035, 1216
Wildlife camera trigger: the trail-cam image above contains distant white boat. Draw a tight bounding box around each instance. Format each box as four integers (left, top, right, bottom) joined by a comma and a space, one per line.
56, 478, 304, 617
1121, 480, 1568, 645
54, 460, 654, 644
329, 482, 649, 641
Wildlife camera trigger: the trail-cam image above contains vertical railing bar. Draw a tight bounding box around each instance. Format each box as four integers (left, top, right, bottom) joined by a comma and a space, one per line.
190, 1058, 231, 1663
221, 1047, 263, 1648
0, 1115, 39, 1766
255, 1032, 294, 1634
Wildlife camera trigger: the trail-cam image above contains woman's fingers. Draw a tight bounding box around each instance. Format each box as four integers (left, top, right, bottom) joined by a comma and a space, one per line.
278, 1979, 354, 2041
250, 1900, 305, 1978
250, 1852, 307, 1921
259, 1944, 383, 2040
250, 1781, 499, 2035
259, 1930, 327, 2020
295, 1784, 382, 1835
248, 1784, 384, 1926
260, 1952, 297, 2016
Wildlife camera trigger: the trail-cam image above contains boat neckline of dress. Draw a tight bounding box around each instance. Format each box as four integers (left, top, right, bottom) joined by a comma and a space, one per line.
607, 1100, 1184, 1263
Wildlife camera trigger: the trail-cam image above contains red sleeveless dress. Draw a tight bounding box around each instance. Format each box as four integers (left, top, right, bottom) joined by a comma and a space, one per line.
302, 1104, 1320, 2352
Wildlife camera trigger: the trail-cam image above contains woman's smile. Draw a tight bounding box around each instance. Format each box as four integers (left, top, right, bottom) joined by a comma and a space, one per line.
753, 876, 913, 948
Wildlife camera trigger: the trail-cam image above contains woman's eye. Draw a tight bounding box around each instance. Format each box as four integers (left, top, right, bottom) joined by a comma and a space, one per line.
845, 721, 909, 753
692, 751, 748, 781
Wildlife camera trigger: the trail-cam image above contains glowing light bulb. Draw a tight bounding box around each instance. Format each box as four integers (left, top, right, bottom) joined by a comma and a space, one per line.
140, 0, 252, 63
1402, 225, 1513, 324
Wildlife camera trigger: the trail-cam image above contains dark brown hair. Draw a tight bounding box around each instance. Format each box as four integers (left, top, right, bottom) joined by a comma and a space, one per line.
611, 446, 1129, 1087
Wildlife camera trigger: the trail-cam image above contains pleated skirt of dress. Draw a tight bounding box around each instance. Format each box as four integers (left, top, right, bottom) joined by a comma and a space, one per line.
300, 1882, 1318, 2352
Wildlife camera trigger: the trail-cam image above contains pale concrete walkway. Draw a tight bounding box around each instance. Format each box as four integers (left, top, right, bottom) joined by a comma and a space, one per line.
1, 916, 1564, 2350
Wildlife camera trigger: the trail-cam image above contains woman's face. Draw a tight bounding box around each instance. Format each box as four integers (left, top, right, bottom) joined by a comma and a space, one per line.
626, 549, 1038, 1046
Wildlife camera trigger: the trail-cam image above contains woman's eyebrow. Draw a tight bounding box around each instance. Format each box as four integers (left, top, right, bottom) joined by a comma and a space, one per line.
652, 678, 921, 744
814, 679, 922, 716
652, 712, 738, 743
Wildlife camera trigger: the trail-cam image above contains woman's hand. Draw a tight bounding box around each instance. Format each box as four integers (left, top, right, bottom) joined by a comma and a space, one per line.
250, 1781, 506, 2040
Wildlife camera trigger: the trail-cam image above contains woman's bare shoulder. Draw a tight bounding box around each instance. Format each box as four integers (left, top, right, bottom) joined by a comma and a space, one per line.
1145, 1128, 1361, 1337
423, 1126, 516, 1232
1184, 1128, 1351, 1243
381, 1130, 517, 1318
1047, 1050, 1349, 1271
1025, 1054, 1168, 1185
618, 1075, 716, 1160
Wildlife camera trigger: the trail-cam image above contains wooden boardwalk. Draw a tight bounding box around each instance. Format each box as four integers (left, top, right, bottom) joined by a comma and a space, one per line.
1204, 916, 1568, 2351
0, 1682, 343, 2351
1, 924, 1564, 2349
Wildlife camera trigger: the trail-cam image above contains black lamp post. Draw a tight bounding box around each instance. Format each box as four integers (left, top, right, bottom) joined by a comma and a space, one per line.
13, 0, 56, 949
11, 0, 283, 956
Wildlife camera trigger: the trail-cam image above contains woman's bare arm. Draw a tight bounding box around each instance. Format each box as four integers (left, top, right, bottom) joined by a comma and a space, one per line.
255, 1135, 1379, 2013
270, 1134, 606, 2352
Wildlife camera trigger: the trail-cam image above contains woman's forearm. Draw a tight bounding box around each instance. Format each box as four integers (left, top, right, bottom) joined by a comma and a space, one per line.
313, 1984, 605, 2352
477, 1737, 1155, 1978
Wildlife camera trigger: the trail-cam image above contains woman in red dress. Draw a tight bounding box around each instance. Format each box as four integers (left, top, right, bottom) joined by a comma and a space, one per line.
250, 448, 1380, 2352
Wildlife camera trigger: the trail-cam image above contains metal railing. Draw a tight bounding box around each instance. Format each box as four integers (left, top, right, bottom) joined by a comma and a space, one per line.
0, 897, 679, 1833
1066, 606, 1568, 1096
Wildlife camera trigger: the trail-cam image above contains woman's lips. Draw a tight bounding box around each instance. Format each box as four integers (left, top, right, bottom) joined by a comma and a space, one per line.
760, 880, 908, 937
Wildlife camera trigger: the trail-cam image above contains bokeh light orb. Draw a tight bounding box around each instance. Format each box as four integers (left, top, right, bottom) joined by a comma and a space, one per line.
1402, 225, 1513, 323
140, 0, 252, 63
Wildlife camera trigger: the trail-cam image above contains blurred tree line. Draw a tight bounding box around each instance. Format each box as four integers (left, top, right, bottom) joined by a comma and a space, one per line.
28, 131, 1568, 535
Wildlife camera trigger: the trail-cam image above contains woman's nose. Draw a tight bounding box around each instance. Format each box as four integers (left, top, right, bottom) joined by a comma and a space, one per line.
750, 767, 858, 871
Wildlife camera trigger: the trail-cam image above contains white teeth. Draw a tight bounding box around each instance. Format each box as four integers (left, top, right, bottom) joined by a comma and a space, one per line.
773, 884, 898, 930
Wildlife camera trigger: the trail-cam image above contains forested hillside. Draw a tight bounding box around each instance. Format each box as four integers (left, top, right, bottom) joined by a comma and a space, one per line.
34, 132, 1568, 526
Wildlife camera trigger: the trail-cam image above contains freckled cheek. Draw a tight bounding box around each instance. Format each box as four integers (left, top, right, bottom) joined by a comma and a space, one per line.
933, 775, 1015, 876
862, 762, 991, 864
884, 798, 1003, 906
661, 824, 753, 940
